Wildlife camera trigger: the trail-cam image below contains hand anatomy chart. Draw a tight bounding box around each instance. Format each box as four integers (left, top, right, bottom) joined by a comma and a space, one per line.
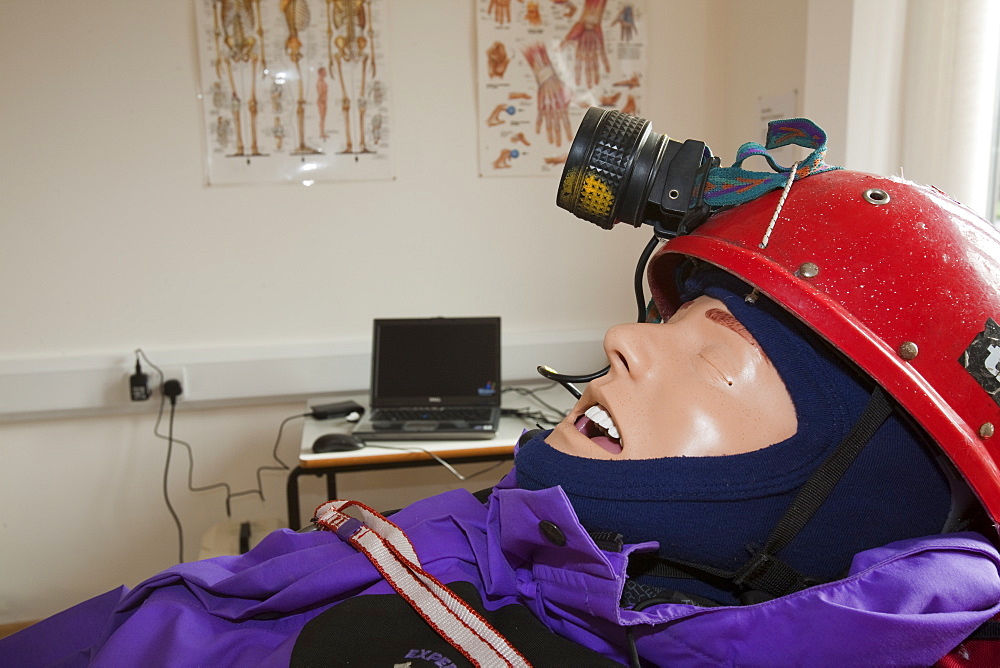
476, 0, 648, 177
196, 0, 392, 185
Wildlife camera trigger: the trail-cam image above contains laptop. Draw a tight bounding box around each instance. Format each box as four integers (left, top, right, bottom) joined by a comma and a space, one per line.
351, 316, 502, 441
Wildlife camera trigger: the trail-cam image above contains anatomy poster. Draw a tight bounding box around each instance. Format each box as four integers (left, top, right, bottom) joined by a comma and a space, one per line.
476, 0, 647, 177
195, 0, 393, 186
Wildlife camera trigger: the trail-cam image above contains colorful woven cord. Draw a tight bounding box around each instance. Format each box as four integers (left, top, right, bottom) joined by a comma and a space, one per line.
703, 118, 840, 208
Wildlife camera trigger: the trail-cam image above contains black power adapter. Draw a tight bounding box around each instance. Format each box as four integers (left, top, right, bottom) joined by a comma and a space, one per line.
130, 359, 151, 401
310, 400, 365, 422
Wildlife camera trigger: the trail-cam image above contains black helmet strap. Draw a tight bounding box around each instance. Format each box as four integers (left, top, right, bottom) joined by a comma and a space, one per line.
629, 387, 895, 602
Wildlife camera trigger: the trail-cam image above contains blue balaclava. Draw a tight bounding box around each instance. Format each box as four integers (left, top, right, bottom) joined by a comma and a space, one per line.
515, 269, 953, 602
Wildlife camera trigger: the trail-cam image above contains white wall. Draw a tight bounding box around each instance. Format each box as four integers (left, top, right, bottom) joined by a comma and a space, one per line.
710, 0, 809, 164
0, 0, 644, 360
803, 0, 1000, 216
0, 0, 817, 624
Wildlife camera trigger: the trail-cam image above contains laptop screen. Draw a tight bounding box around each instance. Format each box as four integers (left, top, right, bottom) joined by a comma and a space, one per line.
371, 317, 501, 407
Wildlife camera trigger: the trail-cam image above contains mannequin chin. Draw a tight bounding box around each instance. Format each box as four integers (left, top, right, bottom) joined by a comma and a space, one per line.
545, 296, 797, 460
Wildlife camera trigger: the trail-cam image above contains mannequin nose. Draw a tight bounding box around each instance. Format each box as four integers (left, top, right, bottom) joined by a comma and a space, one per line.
603, 323, 648, 374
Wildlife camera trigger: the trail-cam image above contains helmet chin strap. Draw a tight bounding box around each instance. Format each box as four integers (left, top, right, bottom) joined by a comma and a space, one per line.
537, 235, 662, 398
630, 386, 896, 603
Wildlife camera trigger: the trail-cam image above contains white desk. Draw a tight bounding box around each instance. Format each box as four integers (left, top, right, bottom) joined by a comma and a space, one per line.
286, 386, 572, 529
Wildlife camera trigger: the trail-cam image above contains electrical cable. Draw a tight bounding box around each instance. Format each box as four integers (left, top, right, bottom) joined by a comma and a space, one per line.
633, 234, 660, 322
501, 408, 557, 427
163, 392, 184, 565
536, 234, 662, 394
501, 383, 567, 427
364, 443, 510, 482
229, 413, 306, 503
140, 350, 237, 507
624, 595, 678, 668
137, 362, 571, 561
359, 383, 573, 482
137, 348, 309, 561
502, 383, 566, 419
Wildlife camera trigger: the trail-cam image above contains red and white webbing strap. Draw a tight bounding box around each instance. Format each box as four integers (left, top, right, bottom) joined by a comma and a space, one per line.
314, 499, 531, 668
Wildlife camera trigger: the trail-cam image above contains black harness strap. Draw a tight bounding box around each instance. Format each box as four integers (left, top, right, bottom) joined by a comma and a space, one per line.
629, 387, 896, 602
759, 387, 893, 556
734, 387, 894, 596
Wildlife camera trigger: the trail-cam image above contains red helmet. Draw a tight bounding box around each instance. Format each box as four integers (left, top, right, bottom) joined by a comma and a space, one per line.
647, 169, 1000, 524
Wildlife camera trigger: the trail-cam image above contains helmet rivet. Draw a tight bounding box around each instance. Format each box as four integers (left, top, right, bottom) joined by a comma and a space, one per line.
897, 341, 919, 360
981, 423, 995, 439
797, 262, 820, 278
863, 188, 891, 205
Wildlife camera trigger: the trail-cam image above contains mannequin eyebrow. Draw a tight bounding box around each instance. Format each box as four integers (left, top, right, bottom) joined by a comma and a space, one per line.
705, 308, 760, 349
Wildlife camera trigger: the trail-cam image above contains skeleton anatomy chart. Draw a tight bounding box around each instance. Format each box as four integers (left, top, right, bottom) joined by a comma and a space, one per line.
476, 0, 648, 177
196, 0, 392, 185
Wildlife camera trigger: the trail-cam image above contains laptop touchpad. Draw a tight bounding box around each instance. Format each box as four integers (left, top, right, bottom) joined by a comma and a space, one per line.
404, 421, 438, 431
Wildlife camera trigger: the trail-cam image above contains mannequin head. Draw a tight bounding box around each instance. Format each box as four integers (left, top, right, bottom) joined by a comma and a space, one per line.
545, 295, 797, 460
516, 269, 954, 599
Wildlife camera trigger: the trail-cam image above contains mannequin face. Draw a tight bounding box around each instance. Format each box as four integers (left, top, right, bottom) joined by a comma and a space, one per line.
545, 296, 798, 460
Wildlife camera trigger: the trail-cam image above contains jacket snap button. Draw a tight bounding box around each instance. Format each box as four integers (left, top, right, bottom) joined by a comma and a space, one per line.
539, 520, 566, 546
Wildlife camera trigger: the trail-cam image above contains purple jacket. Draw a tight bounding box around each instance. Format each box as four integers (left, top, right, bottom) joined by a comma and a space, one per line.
5, 467, 1000, 666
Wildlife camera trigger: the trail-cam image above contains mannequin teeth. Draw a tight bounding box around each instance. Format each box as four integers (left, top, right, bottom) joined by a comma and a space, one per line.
584, 405, 620, 440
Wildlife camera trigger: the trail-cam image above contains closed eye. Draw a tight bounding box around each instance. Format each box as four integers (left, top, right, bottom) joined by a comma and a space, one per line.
699, 352, 734, 386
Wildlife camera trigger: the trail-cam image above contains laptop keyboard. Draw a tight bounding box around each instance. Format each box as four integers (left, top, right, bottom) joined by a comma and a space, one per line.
372, 407, 494, 422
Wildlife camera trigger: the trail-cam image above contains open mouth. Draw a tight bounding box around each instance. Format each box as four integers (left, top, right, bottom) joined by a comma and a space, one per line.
574, 403, 623, 455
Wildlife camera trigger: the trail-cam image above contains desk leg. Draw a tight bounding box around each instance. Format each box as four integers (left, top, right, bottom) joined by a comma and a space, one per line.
325, 471, 337, 501
286, 467, 306, 531
286, 467, 339, 531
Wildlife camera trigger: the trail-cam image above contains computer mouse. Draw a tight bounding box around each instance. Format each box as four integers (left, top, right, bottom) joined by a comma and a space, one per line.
312, 433, 364, 453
